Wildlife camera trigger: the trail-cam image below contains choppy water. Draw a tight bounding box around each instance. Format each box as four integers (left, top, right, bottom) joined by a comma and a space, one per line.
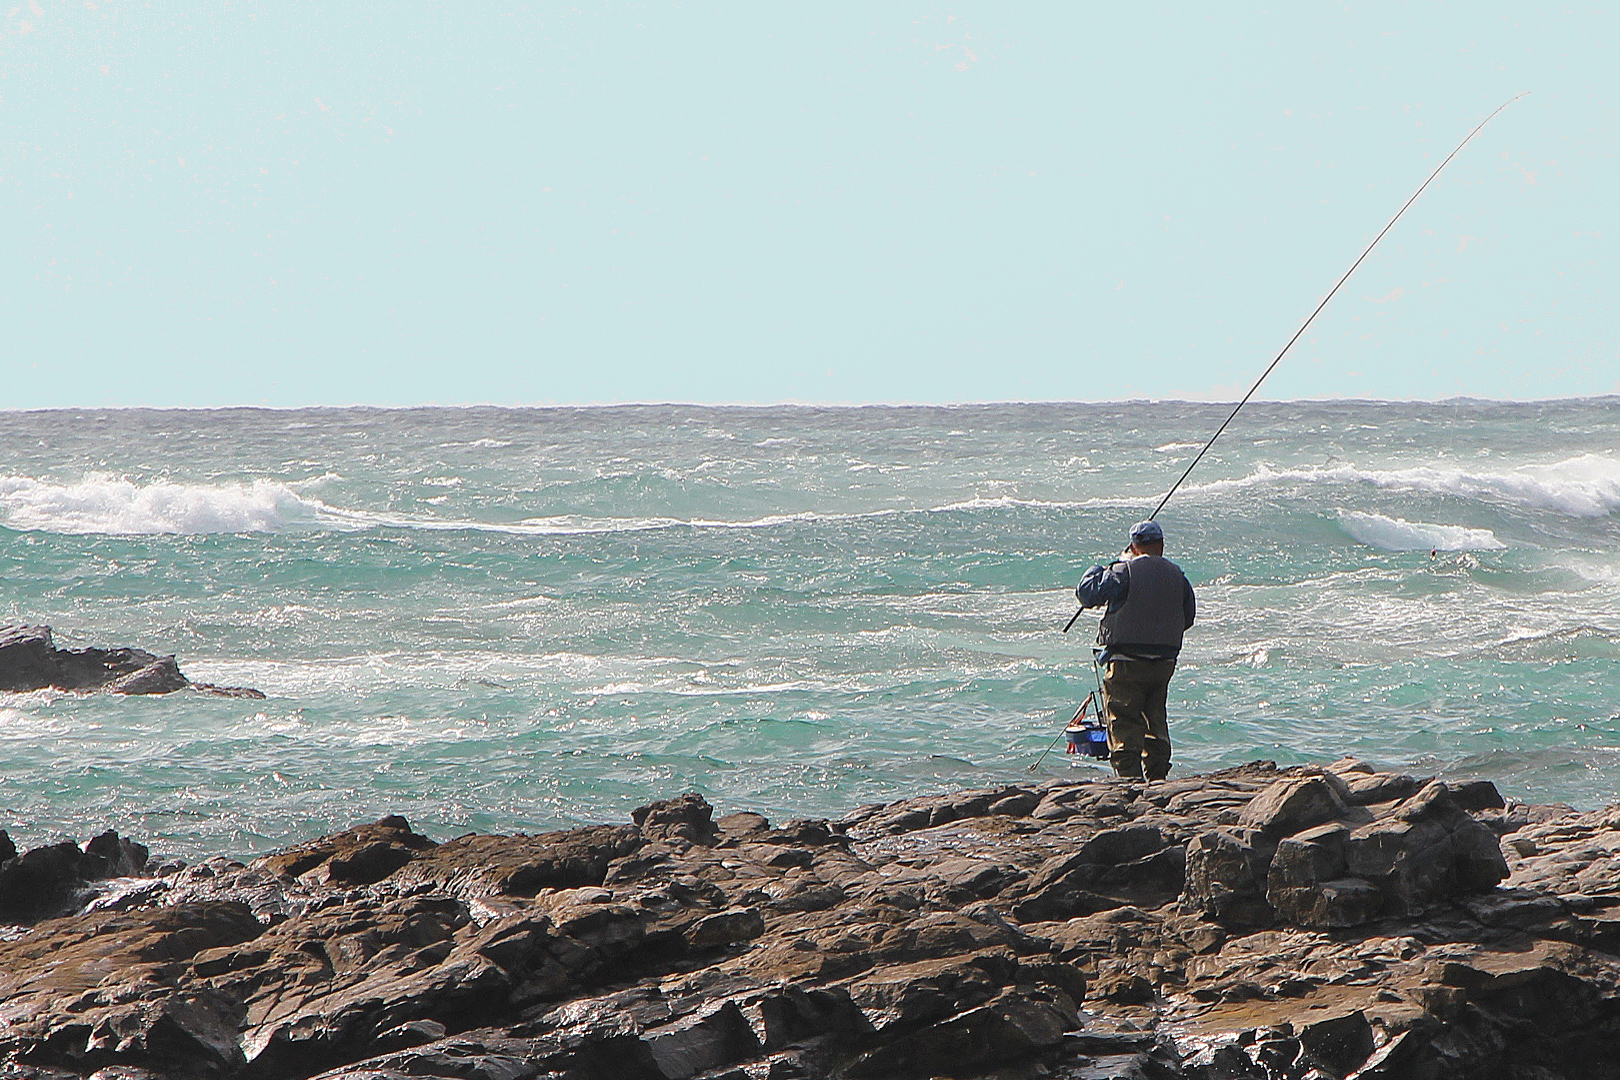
2, 400, 1618, 860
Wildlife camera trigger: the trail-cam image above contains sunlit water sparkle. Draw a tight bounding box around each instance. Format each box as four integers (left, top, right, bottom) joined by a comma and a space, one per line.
2, 401, 1618, 859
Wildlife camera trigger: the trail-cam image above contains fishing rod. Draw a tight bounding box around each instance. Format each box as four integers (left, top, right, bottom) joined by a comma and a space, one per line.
1028, 690, 1095, 772
1061, 92, 1528, 636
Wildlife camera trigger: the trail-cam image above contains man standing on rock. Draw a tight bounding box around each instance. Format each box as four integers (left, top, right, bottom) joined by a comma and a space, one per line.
1074, 520, 1196, 781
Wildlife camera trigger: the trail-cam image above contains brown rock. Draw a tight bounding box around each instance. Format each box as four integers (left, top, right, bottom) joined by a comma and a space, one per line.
0, 902, 261, 1074
388, 825, 643, 899
256, 815, 436, 886
632, 793, 718, 845
6, 760, 1620, 1080
1181, 829, 1276, 928
1237, 774, 1353, 839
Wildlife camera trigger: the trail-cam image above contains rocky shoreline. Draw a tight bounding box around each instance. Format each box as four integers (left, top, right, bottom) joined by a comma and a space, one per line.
3, 758, 1619, 1080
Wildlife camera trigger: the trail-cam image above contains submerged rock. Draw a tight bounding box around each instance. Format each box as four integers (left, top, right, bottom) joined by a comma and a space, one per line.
0, 623, 264, 698
0, 761, 1616, 1079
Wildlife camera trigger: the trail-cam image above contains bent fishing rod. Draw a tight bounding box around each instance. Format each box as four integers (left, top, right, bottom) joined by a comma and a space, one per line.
1061, 92, 1527, 636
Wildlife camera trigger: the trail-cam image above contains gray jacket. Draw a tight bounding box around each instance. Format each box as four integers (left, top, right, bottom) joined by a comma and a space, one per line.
1075, 554, 1196, 662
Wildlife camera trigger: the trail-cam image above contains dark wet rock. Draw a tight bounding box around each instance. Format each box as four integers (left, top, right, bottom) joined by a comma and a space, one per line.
1, 762, 1617, 1079
256, 815, 437, 887
104, 656, 191, 695
0, 623, 58, 689
83, 830, 151, 880
0, 830, 152, 923
0, 623, 264, 698
632, 793, 720, 845
715, 811, 771, 839
141, 859, 329, 926
390, 824, 644, 900
1183, 829, 1276, 928
0, 902, 262, 1075
1448, 778, 1507, 811
1011, 824, 1186, 921
1339, 770, 1429, 807
846, 988, 1074, 1078
1183, 774, 1509, 931
0, 840, 87, 922
1266, 823, 1382, 927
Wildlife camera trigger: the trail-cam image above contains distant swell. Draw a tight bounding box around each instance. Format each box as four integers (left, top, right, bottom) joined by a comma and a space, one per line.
1188, 454, 1620, 517
1338, 512, 1506, 552
0, 475, 321, 535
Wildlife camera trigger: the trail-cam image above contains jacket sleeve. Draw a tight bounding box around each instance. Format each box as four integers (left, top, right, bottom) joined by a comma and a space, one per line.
1183, 576, 1197, 629
1076, 562, 1128, 608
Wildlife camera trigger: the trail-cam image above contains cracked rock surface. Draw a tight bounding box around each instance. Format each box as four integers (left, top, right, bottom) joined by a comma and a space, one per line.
2, 757, 1616, 1079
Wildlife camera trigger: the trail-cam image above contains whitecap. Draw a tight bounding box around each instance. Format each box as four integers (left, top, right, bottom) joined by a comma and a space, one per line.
0, 707, 73, 739
1338, 511, 1506, 552
0, 474, 323, 535
928, 496, 1071, 513
1188, 454, 1620, 518
287, 471, 344, 491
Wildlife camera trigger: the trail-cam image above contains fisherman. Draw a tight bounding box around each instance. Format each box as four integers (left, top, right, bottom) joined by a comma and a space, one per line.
1074, 521, 1196, 781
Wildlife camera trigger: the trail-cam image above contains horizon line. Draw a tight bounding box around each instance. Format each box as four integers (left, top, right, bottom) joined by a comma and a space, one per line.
4, 393, 1618, 415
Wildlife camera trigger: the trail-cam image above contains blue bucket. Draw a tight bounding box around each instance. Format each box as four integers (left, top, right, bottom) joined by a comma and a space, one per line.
1084, 725, 1110, 759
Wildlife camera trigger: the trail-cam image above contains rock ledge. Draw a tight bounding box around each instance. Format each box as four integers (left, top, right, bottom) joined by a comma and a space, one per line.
1, 758, 1616, 1080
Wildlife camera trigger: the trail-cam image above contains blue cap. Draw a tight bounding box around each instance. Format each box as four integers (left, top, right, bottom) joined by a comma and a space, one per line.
1129, 520, 1164, 544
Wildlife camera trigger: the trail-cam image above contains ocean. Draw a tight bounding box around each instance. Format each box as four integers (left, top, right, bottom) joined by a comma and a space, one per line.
2, 400, 1617, 862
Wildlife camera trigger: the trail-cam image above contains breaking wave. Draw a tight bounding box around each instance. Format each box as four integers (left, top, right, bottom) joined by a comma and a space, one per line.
0, 478, 1070, 538
1338, 511, 1506, 552
1187, 454, 1620, 517
0, 475, 323, 535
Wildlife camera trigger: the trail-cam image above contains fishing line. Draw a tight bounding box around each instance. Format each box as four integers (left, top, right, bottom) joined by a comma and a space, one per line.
1062, 92, 1527, 636
1147, 92, 1528, 522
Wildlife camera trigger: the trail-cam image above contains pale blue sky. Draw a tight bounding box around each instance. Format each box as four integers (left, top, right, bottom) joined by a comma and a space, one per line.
3, 3, 1615, 408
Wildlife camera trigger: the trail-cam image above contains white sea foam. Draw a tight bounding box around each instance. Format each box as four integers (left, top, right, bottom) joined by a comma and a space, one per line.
502, 511, 841, 535
0, 474, 323, 535
399, 495, 1076, 537
1338, 511, 1506, 552
1188, 454, 1620, 517
0, 706, 72, 739
928, 495, 1071, 513
0, 468, 1095, 538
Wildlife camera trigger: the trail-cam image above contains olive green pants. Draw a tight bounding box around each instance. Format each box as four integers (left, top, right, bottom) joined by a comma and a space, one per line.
1102, 657, 1177, 780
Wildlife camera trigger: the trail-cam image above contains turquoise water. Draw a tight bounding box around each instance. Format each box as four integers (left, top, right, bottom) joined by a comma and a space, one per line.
2, 401, 1618, 860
